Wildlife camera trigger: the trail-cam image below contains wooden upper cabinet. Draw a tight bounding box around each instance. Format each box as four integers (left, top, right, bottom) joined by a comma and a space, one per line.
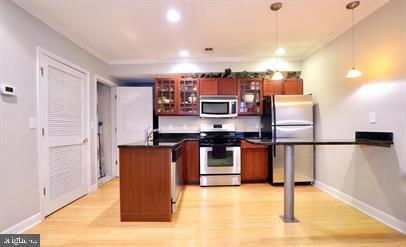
263, 79, 283, 96
238, 78, 263, 115
199, 78, 218, 95
283, 79, 303, 95
178, 78, 199, 115
218, 78, 237, 95
155, 78, 178, 115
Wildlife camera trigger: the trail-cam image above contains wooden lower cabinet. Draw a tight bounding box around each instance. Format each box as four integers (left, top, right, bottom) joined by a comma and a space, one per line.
119, 147, 172, 221
183, 141, 200, 184
241, 140, 268, 183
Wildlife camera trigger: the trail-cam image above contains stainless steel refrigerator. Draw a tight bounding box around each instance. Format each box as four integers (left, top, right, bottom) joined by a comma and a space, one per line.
261, 95, 314, 185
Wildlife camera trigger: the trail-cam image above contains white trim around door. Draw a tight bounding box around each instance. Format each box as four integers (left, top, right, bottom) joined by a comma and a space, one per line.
36, 47, 91, 218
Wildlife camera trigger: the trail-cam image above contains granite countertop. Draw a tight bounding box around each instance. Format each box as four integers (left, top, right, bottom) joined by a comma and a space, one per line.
118, 138, 199, 148
245, 138, 393, 147
118, 132, 393, 148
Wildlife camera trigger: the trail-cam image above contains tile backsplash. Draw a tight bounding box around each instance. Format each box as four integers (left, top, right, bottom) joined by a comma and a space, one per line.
158, 116, 260, 133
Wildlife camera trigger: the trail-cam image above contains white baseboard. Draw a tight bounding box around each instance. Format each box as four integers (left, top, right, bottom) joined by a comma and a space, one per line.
98, 175, 114, 186
89, 183, 98, 193
314, 180, 406, 234
1, 213, 42, 234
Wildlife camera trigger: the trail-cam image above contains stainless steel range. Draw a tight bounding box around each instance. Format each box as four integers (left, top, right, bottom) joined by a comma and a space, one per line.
199, 124, 241, 186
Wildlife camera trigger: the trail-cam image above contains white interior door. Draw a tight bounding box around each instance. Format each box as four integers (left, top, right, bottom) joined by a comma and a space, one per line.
116, 87, 153, 145
39, 54, 88, 216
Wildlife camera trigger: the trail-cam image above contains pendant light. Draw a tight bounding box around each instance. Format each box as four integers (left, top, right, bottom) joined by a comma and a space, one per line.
271, 2, 284, 80
346, 1, 362, 78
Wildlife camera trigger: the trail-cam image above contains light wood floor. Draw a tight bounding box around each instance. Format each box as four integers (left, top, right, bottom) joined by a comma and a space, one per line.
26, 179, 405, 246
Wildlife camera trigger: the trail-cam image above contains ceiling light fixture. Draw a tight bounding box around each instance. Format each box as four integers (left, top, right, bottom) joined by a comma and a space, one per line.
270, 2, 284, 80
179, 50, 189, 57
275, 47, 285, 55
346, 1, 362, 78
166, 9, 181, 22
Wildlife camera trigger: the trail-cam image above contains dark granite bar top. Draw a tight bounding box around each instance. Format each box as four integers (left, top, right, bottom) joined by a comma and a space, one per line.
118, 131, 393, 148
245, 137, 393, 147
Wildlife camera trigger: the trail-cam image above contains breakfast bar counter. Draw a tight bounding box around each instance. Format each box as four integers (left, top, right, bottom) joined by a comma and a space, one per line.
245, 133, 393, 223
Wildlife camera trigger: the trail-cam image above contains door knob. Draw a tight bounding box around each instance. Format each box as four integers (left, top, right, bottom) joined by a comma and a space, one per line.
83, 138, 88, 144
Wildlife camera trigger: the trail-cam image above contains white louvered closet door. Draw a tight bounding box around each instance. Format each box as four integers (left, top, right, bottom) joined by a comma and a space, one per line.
39, 55, 88, 216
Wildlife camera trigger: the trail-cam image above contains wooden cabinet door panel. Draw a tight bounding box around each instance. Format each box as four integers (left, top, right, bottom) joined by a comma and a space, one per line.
283, 79, 303, 95
241, 141, 268, 183
155, 78, 178, 115
184, 141, 200, 184
178, 78, 199, 115
218, 78, 237, 95
263, 79, 283, 96
199, 79, 218, 95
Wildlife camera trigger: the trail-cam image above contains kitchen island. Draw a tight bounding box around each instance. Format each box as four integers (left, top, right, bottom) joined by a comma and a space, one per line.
118, 138, 198, 222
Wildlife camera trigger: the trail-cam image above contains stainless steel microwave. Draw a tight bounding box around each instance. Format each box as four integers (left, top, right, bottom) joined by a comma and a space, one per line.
200, 96, 238, 118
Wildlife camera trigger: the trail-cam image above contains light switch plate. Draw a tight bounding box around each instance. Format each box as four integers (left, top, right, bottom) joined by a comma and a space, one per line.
90, 121, 96, 129
29, 117, 37, 129
369, 112, 376, 124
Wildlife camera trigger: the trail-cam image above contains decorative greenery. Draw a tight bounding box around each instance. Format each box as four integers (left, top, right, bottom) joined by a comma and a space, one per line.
184, 69, 301, 79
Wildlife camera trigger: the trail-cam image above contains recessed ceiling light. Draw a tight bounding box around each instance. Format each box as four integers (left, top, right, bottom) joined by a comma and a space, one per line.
275, 48, 285, 55
166, 9, 181, 22
179, 50, 189, 57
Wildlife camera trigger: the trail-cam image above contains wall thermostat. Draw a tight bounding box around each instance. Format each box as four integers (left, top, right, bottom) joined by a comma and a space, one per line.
0, 84, 17, 96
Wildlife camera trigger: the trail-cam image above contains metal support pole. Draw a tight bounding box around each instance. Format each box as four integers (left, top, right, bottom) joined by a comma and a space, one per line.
280, 144, 299, 223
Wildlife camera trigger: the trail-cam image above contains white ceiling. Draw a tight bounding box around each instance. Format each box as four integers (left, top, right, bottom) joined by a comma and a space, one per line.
14, 0, 388, 64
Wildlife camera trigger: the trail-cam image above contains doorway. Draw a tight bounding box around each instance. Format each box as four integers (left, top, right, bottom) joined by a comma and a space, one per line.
95, 77, 117, 185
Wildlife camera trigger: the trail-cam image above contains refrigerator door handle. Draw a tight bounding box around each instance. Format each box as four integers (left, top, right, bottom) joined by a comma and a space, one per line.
272, 96, 276, 140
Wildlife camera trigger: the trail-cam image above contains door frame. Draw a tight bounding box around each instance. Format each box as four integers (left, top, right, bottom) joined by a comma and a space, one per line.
93, 75, 117, 190
36, 47, 91, 218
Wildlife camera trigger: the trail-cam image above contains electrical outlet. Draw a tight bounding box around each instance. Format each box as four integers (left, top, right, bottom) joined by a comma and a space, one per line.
255, 123, 260, 129
369, 112, 376, 124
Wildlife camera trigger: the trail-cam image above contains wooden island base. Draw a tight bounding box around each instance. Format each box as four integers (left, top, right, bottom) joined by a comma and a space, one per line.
119, 147, 172, 222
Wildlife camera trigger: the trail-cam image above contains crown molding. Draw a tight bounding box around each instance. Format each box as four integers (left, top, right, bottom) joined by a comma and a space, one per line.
302, 0, 389, 60
108, 56, 303, 65
13, 0, 109, 64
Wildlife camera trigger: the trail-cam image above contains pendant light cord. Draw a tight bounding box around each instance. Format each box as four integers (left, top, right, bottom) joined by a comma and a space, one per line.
275, 9, 279, 68
352, 8, 355, 69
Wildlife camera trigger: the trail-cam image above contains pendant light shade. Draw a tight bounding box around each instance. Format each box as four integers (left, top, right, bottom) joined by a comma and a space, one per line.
346, 1, 362, 78
272, 71, 284, 80
346, 68, 362, 78
270, 2, 284, 80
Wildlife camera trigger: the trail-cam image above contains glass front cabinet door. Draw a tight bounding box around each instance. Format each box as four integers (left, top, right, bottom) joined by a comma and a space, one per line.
155, 78, 177, 115
178, 78, 199, 115
238, 78, 263, 115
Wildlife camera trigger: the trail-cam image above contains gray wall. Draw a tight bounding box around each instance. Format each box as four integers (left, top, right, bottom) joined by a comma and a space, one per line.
0, 1, 110, 232
301, 0, 406, 228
